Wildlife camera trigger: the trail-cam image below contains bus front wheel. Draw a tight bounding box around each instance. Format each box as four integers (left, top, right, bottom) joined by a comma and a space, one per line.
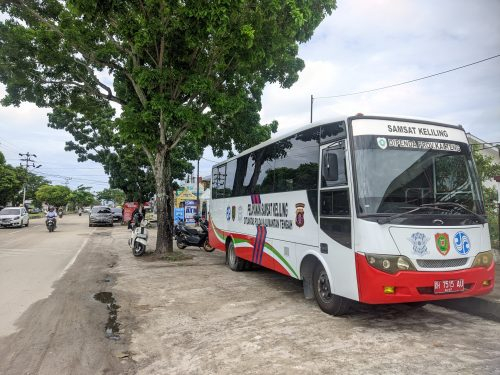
312, 262, 350, 316
227, 240, 245, 271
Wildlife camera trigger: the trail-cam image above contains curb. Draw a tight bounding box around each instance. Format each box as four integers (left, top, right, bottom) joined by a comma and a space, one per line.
432, 297, 500, 323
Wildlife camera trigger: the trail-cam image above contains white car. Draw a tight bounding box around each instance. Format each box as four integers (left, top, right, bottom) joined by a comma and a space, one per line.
0, 207, 30, 228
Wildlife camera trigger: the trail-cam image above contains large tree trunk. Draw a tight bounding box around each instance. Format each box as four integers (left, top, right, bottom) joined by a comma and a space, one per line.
153, 149, 174, 254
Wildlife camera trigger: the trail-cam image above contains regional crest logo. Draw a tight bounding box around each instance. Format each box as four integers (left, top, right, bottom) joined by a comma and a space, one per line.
453, 231, 471, 255
408, 232, 429, 256
434, 233, 450, 256
377, 137, 388, 149
295, 203, 305, 228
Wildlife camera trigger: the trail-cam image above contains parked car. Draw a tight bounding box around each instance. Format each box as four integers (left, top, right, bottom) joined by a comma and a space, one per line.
89, 206, 113, 227
0, 207, 30, 228
111, 207, 123, 222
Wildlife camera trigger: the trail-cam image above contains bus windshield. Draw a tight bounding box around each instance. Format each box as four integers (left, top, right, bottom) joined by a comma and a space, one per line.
353, 135, 484, 216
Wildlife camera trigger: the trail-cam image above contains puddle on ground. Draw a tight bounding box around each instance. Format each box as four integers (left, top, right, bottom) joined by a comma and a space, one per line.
94, 291, 120, 340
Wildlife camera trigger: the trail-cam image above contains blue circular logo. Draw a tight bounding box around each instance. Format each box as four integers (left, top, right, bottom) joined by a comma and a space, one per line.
226, 206, 231, 221
453, 231, 471, 255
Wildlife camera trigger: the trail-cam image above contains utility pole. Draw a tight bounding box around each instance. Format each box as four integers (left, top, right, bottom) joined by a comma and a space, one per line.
19, 152, 42, 206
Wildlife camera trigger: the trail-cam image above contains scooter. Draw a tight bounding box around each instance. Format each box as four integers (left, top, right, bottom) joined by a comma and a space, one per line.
46, 218, 56, 232
175, 215, 214, 252
128, 219, 149, 256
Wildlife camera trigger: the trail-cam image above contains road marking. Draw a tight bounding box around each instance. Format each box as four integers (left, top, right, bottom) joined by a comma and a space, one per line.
59, 228, 96, 278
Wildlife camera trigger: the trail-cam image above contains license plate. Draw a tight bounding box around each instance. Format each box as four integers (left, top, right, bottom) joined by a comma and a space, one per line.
434, 279, 464, 294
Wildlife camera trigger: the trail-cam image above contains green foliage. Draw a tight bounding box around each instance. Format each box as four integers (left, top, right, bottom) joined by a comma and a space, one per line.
0, 0, 336, 252
0, 151, 22, 206
70, 184, 95, 208
14, 171, 51, 206
35, 184, 72, 207
96, 188, 126, 205
472, 146, 500, 247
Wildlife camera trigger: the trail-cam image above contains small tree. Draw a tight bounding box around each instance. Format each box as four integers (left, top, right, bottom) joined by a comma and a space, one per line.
96, 188, 126, 206
0, 151, 23, 206
70, 185, 95, 209
35, 184, 72, 208
472, 146, 500, 247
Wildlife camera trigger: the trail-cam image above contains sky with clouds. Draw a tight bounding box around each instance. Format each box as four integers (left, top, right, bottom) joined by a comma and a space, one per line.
1, 0, 499, 194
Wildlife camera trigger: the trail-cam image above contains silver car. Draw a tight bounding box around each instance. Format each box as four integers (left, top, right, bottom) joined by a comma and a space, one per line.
89, 206, 113, 227
0, 207, 30, 228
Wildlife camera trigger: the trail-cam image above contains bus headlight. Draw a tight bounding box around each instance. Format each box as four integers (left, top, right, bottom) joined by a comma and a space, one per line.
365, 254, 416, 274
471, 251, 493, 268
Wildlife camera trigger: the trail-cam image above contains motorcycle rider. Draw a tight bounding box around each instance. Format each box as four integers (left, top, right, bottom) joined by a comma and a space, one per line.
46, 206, 58, 226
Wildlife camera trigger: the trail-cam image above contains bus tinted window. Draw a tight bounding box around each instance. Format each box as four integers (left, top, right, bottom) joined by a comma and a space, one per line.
228, 127, 319, 196
321, 121, 346, 144
212, 164, 226, 199
274, 128, 319, 193
225, 160, 237, 197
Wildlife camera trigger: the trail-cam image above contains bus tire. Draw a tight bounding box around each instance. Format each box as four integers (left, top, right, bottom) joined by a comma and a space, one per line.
227, 240, 245, 271
312, 262, 350, 316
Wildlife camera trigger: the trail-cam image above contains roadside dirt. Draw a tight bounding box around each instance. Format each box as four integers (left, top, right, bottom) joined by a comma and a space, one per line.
111, 226, 500, 375
0, 227, 135, 375
2, 222, 499, 374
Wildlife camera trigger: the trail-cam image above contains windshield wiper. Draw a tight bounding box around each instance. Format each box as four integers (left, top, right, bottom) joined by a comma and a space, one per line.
420, 202, 486, 224
376, 205, 450, 224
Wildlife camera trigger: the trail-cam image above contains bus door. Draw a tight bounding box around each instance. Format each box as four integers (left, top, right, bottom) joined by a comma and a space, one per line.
319, 140, 358, 300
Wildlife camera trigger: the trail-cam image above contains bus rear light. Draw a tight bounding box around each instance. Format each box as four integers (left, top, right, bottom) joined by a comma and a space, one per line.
365, 254, 416, 274
471, 251, 493, 268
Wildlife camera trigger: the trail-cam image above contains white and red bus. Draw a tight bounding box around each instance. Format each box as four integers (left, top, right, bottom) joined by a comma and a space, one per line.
209, 114, 495, 315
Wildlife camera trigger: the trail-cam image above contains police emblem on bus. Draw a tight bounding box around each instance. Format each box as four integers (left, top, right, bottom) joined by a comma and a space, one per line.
295, 203, 305, 227
434, 233, 450, 256
453, 231, 471, 255
226, 206, 231, 221
377, 137, 388, 149
408, 232, 429, 256
231, 205, 236, 221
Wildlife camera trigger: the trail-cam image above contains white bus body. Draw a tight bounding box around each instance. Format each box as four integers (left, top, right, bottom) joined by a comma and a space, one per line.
209, 115, 495, 315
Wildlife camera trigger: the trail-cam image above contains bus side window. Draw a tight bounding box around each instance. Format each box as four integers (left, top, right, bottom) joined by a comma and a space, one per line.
321, 141, 347, 188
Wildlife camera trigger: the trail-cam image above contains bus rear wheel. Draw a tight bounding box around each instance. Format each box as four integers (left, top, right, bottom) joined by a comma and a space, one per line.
312, 262, 350, 316
227, 240, 245, 271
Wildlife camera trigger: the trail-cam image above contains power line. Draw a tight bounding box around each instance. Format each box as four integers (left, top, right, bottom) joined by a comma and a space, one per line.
314, 54, 500, 100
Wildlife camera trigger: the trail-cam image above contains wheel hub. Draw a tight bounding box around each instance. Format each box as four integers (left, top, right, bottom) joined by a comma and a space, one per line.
317, 271, 333, 303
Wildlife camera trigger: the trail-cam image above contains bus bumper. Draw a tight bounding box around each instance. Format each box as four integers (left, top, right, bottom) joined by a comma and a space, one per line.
355, 252, 495, 304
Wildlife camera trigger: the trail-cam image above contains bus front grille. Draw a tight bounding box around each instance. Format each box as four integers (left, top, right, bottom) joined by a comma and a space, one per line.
416, 258, 468, 268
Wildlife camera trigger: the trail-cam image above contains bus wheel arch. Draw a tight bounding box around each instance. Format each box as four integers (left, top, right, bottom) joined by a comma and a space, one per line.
300, 254, 322, 300
225, 237, 245, 271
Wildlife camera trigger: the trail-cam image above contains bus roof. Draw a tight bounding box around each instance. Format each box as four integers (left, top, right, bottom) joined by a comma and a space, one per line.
213, 114, 463, 168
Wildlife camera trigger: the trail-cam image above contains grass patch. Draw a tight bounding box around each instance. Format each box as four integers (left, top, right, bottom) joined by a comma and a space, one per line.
29, 213, 44, 219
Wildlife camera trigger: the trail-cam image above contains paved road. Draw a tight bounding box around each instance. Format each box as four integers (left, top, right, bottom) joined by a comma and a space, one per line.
0, 215, 131, 375
0, 215, 94, 337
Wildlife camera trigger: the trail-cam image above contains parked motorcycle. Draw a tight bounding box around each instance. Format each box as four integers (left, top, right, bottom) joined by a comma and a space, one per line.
175, 215, 214, 252
128, 219, 149, 256
46, 218, 56, 232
